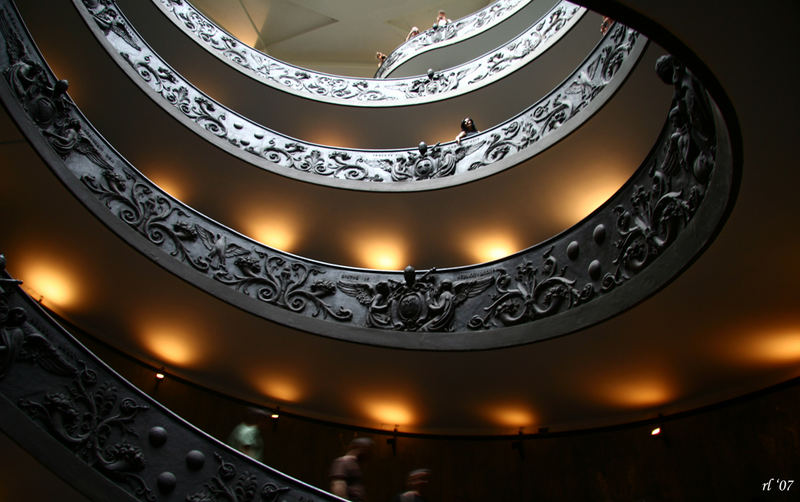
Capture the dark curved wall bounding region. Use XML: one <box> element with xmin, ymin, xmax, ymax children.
<box><xmin>4</xmin><ymin>327</ymin><xmax>793</xmax><ymax>502</ymax></box>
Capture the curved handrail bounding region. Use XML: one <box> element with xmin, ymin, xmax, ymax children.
<box><xmin>375</xmin><ymin>0</ymin><xmax>536</xmax><ymax>78</ymax></box>
<box><xmin>152</xmin><ymin>0</ymin><xmax>584</xmax><ymax>106</ymax></box>
<box><xmin>73</xmin><ymin>0</ymin><xmax>636</xmax><ymax>192</ymax></box>
<box><xmin>375</xmin><ymin>0</ymin><xmax>534</xmax><ymax>79</ymax></box>
<box><xmin>0</xmin><ymin>0</ymin><xmax>738</xmax><ymax>350</ymax></box>
<box><xmin>0</xmin><ymin>255</ymin><xmax>339</xmax><ymax>502</ymax></box>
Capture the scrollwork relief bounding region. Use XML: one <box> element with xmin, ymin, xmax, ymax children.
<box><xmin>468</xmin><ymin>25</ymin><xmax>641</xmax><ymax>172</ymax></box>
<box><xmin>3</xmin><ymin>15</ymin><xmax>113</xmax><ymax>171</ymax></box>
<box><xmin>599</xmin><ymin>55</ymin><xmax>716</xmax><ymax>292</ymax></box>
<box><xmin>77</xmin><ymin>0</ymin><xmax>638</xmax><ymax>189</ymax></box>
<box><xmin>0</xmin><ymin>256</ymin><xmax>155</xmax><ymax>501</ymax></box>
<box><xmin>18</xmin><ymin>369</ymin><xmax>155</xmax><ymax>501</ymax></box>
<box><xmin>0</xmin><ymin>253</ymin><xmax>337</xmax><ymax>501</ymax></box>
<box><xmin>78</xmin><ymin>166</ymin><xmax>354</xmax><ymax>322</ymax></box>
<box><xmin>152</xmin><ymin>0</ymin><xmax>576</xmax><ymax>106</ymax></box>
<box><xmin>1</xmin><ymin>0</ymin><xmax>733</xmax><ymax>350</ymax></box>
<box><xmin>338</xmin><ymin>266</ymin><xmax>494</xmax><ymax>331</ymax></box>
<box><xmin>376</xmin><ymin>0</ymin><xmax>532</xmax><ymax>78</ymax></box>
<box><xmin>187</xmin><ymin>453</ymin><xmax>298</xmax><ymax>502</ymax></box>
<box><xmin>469</xmin><ymin>249</ymin><xmax>594</xmax><ymax>329</ymax></box>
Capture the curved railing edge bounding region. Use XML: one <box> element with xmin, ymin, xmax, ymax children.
<box><xmin>0</xmin><ymin>390</ymin><xmax>138</xmax><ymax>501</ymax></box>
<box><xmin>73</xmin><ymin>0</ymin><xmax>633</xmax><ymax>191</ymax></box>
<box><xmin>0</xmin><ymin>0</ymin><xmax>739</xmax><ymax>350</ymax></box>
<box><xmin>150</xmin><ymin>0</ymin><xmax>580</xmax><ymax>107</ymax></box>
<box><xmin>576</xmin><ymin>0</ymin><xmax>743</xmax><ymax>210</ymax></box>
<box><xmin>0</xmin><ymin>256</ymin><xmax>342</xmax><ymax>502</ymax></box>
<box><xmin>375</xmin><ymin>0</ymin><xmax>534</xmax><ymax>78</ymax></box>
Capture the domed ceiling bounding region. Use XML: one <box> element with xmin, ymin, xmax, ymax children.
<box><xmin>0</xmin><ymin>0</ymin><xmax>797</xmax><ymax>436</ymax></box>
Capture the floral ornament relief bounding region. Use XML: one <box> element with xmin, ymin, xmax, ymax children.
<box><xmin>78</xmin><ymin>0</ymin><xmax>641</xmax><ymax>188</ymax></box>
<box><xmin>2</xmin><ymin>0</ymin><xmax>727</xmax><ymax>347</ymax></box>
<box><xmin>2</xmin><ymin>7</ymin><xmax>354</xmax><ymax>327</ymax></box>
<box><xmin>469</xmin><ymin>55</ymin><xmax>717</xmax><ymax>329</ymax></box>
<box><xmin>187</xmin><ymin>452</ymin><xmax>300</xmax><ymax>502</ymax></box>
<box><xmin>600</xmin><ymin>54</ymin><xmax>715</xmax><ymax>292</ymax></box>
<box><xmin>338</xmin><ymin>266</ymin><xmax>494</xmax><ymax>331</ymax></box>
<box><xmin>469</xmin><ymin>248</ymin><xmax>594</xmax><ymax>328</ymax></box>
<box><xmin>80</xmin><ymin>169</ymin><xmax>354</xmax><ymax>322</ymax></box>
<box><xmin>154</xmin><ymin>0</ymin><xmax>579</xmax><ymax>105</ymax></box>
<box><xmin>0</xmin><ymin>262</ymin><xmax>155</xmax><ymax>501</ymax></box>
<box><xmin>377</xmin><ymin>0</ymin><xmax>533</xmax><ymax>78</ymax></box>
<box><xmin>18</xmin><ymin>366</ymin><xmax>155</xmax><ymax>501</ymax></box>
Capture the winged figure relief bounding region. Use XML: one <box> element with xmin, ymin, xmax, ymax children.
<box><xmin>337</xmin><ymin>272</ymin><xmax>495</xmax><ymax>332</ymax></box>
<box><xmin>421</xmin><ymin>276</ymin><xmax>495</xmax><ymax>331</ymax></box>
<box><xmin>195</xmin><ymin>226</ymin><xmax>249</xmax><ymax>269</ymax></box>
<box><xmin>336</xmin><ymin>280</ymin><xmax>394</xmax><ymax>329</ymax></box>
<box><xmin>87</xmin><ymin>1</ymin><xmax>141</xmax><ymax>51</ymax></box>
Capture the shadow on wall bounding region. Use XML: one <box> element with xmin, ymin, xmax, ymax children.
<box><xmin>5</xmin><ymin>325</ymin><xmax>794</xmax><ymax>502</ymax></box>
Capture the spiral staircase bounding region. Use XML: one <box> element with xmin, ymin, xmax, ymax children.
<box><xmin>0</xmin><ymin>0</ymin><xmax>797</xmax><ymax>500</ymax></box>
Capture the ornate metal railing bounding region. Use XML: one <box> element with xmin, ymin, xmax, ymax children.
<box><xmin>375</xmin><ymin>0</ymin><xmax>534</xmax><ymax>79</ymax></box>
<box><xmin>1</xmin><ymin>0</ymin><xmax>737</xmax><ymax>350</ymax></box>
<box><xmin>0</xmin><ymin>255</ymin><xmax>340</xmax><ymax>502</ymax></box>
<box><xmin>152</xmin><ymin>0</ymin><xmax>583</xmax><ymax>106</ymax></box>
<box><xmin>73</xmin><ymin>0</ymin><xmax>630</xmax><ymax>191</ymax></box>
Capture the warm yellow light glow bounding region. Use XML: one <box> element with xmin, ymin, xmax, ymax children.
<box><xmin>354</xmin><ymin>235</ymin><xmax>406</xmax><ymax>270</ymax></box>
<box><xmin>141</xmin><ymin>324</ymin><xmax>200</xmax><ymax>366</ymax></box>
<box><xmin>220</xmin><ymin>16</ymin><xmax>261</xmax><ymax>48</ymax></box>
<box><xmin>489</xmin><ymin>406</ymin><xmax>536</xmax><ymax>428</ymax></box>
<box><xmin>21</xmin><ymin>261</ymin><xmax>81</xmax><ymax>308</ymax></box>
<box><xmin>155</xmin><ymin>371</ymin><xmax>165</xmax><ymax>380</ymax></box>
<box><xmin>255</xmin><ymin>376</ymin><xmax>304</xmax><ymax>402</ymax></box>
<box><xmin>607</xmin><ymin>380</ymin><xmax>674</xmax><ymax>408</ymax></box>
<box><xmin>306</xmin><ymin>126</ymin><xmax>354</xmax><ymax>148</ymax></box>
<box><xmin>560</xmin><ymin>174</ymin><xmax>627</xmax><ymax>226</ymax></box>
<box><xmin>244</xmin><ymin>218</ymin><xmax>299</xmax><ymax>252</ymax></box>
<box><xmin>464</xmin><ymin>231</ymin><xmax>518</xmax><ymax>263</ymax></box>
<box><xmin>363</xmin><ymin>400</ymin><xmax>414</xmax><ymax>426</ymax></box>
<box><xmin>148</xmin><ymin>172</ymin><xmax>186</xmax><ymax>201</ymax></box>
<box><xmin>742</xmin><ymin>330</ymin><xmax>800</xmax><ymax>364</ymax></box>
<box><xmin>651</xmin><ymin>427</ymin><xmax>662</xmax><ymax>436</ymax></box>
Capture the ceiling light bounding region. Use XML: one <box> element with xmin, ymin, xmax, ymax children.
<box><xmin>743</xmin><ymin>329</ymin><xmax>800</xmax><ymax>364</ymax></box>
<box><xmin>141</xmin><ymin>323</ymin><xmax>201</xmax><ymax>366</ymax></box>
<box><xmin>147</xmin><ymin>172</ymin><xmax>187</xmax><ymax>201</ymax></box>
<box><xmin>245</xmin><ymin>218</ymin><xmax>299</xmax><ymax>252</ymax></box>
<box><xmin>599</xmin><ymin>377</ymin><xmax>674</xmax><ymax>408</ymax></box>
<box><xmin>363</xmin><ymin>400</ymin><xmax>413</xmax><ymax>426</ymax></box>
<box><xmin>354</xmin><ymin>235</ymin><xmax>406</xmax><ymax>270</ymax></box>
<box><xmin>490</xmin><ymin>406</ymin><xmax>535</xmax><ymax>428</ymax></box>
<box><xmin>464</xmin><ymin>231</ymin><xmax>518</xmax><ymax>263</ymax></box>
<box><xmin>255</xmin><ymin>375</ymin><xmax>303</xmax><ymax>402</ymax></box>
<box><xmin>559</xmin><ymin>172</ymin><xmax>627</xmax><ymax>227</ymax></box>
<box><xmin>20</xmin><ymin>259</ymin><xmax>81</xmax><ymax>308</ymax></box>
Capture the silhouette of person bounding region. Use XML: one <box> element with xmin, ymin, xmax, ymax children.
<box><xmin>600</xmin><ymin>16</ymin><xmax>613</xmax><ymax>35</ymax></box>
<box><xmin>227</xmin><ymin>407</ymin><xmax>267</xmax><ymax>461</ymax></box>
<box><xmin>330</xmin><ymin>437</ymin><xmax>374</xmax><ymax>501</ymax></box>
<box><xmin>391</xmin><ymin>468</ymin><xmax>431</xmax><ymax>502</ymax></box>
<box><xmin>455</xmin><ymin>117</ymin><xmax>478</xmax><ymax>144</ymax></box>
<box><xmin>433</xmin><ymin>10</ymin><xmax>451</xmax><ymax>29</ymax></box>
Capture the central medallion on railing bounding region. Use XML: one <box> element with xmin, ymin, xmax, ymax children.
<box><xmin>338</xmin><ymin>266</ymin><xmax>494</xmax><ymax>331</ymax></box>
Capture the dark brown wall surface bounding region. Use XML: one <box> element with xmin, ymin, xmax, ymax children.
<box><xmin>18</xmin><ymin>331</ymin><xmax>789</xmax><ymax>502</ymax></box>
